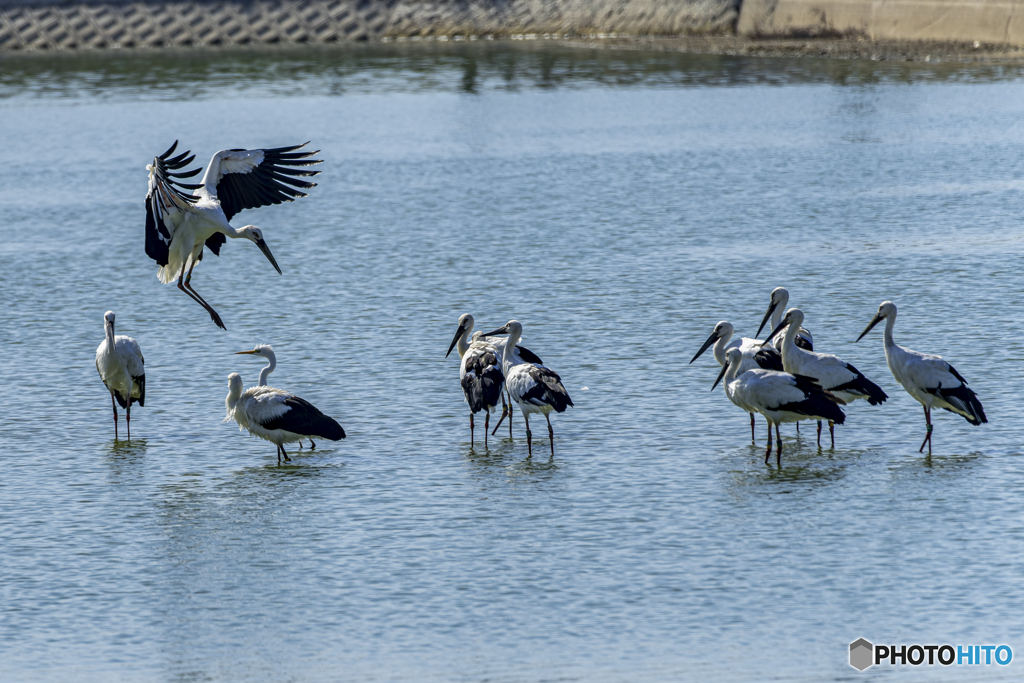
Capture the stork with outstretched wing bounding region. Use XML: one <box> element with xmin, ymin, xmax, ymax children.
<box><xmin>145</xmin><ymin>141</ymin><xmax>322</xmax><ymax>329</ymax></box>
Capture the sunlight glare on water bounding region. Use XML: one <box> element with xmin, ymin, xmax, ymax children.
<box><xmin>2</xmin><ymin>43</ymin><xmax>1024</xmax><ymax>681</ymax></box>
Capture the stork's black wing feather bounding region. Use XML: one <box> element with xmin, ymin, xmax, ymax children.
<box><xmin>461</xmin><ymin>347</ymin><xmax>504</xmax><ymax>413</ymax></box>
<box><xmin>134</xmin><ymin>374</ymin><xmax>146</xmax><ymax>408</ymax></box>
<box><xmin>217</xmin><ymin>143</ymin><xmax>322</xmax><ymax>221</ymax></box>
<box><xmin>520</xmin><ymin>366</ymin><xmax>574</xmax><ymax>413</ymax></box>
<box><xmin>145</xmin><ymin>141</ymin><xmax>201</xmax><ymax>266</ymax></box>
<box><xmin>205</xmin><ymin>232</ymin><xmax>226</xmax><ymax>256</ymax></box>
<box><xmin>830</xmin><ymin>363</ymin><xmax>888</xmax><ymax>405</ymax></box>
<box><xmin>753</xmin><ymin>345</ymin><xmax>783</xmax><ymax>371</ymax></box>
<box><xmin>515</xmin><ymin>345</ymin><xmax>543</xmax><ymax>365</ymax></box>
<box><xmin>259</xmin><ymin>396</ymin><xmax>346</xmax><ymax>440</ymax></box>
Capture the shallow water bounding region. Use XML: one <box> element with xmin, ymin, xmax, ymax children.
<box><xmin>2</xmin><ymin>42</ymin><xmax>1024</xmax><ymax>681</ymax></box>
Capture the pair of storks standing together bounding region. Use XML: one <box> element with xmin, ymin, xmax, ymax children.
<box><xmin>691</xmin><ymin>288</ymin><xmax>987</xmax><ymax>465</ymax></box>
<box><xmin>97</xmin><ymin>141</ymin><xmax>344</xmax><ymax>461</ymax></box>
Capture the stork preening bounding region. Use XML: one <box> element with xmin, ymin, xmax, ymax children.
<box><xmin>765</xmin><ymin>308</ymin><xmax>887</xmax><ymax>447</ymax></box>
<box><xmin>690</xmin><ymin>321</ymin><xmax>783</xmax><ymax>441</ymax></box>
<box><xmin>756</xmin><ymin>287</ymin><xmax>814</xmax><ymax>351</ymax></box>
<box><xmin>857</xmin><ymin>301</ymin><xmax>987</xmax><ymax>454</ymax></box>
<box><xmin>225</xmin><ymin>345</ymin><xmax>345</xmax><ymax>463</ymax></box>
<box><xmin>479</xmin><ymin>320</ymin><xmax>573</xmax><ymax>457</ymax></box>
<box><xmin>713</xmin><ymin>348</ymin><xmax>846</xmax><ymax>465</ymax></box>
<box><xmin>95</xmin><ymin>311</ymin><xmax>146</xmax><ymax>441</ymax></box>
<box><xmin>145</xmin><ymin>141</ymin><xmax>321</xmax><ymax>330</ymax></box>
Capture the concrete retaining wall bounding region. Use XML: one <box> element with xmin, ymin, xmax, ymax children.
<box><xmin>737</xmin><ymin>0</ymin><xmax>1024</xmax><ymax>44</ymax></box>
<box><xmin>1</xmin><ymin>0</ymin><xmax>1023</xmax><ymax>51</ymax></box>
<box><xmin>0</xmin><ymin>0</ymin><xmax>739</xmax><ymax>50</ymax></box>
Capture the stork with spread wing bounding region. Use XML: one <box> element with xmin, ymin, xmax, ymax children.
<box><xmin>145</xmin><ymin>141</ymin><xmax>322</xmax><ymax>329</ymax></box>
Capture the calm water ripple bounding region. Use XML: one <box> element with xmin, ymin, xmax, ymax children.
<box><xmin>2</xmin><ymin>42</ymin><xmax>1024</xmax><ymax>682</ymax></box>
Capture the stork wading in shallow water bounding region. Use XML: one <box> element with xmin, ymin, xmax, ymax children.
<box><xmin>713</xmin><ymin>348</ymin><xmax>846</xmax><ymax>466</ymax></box>
<box><xmin>857</xmin><ymin>301</ymin><xmax>987</xmax><ymax>455</ymax></box>
<box><xmin>690</xmin><ymin>321</ymin><xmax>783</xmax><ymax>441</ymax></box>
<box><xmin>445</xmin><ymin>313</ymin><xmax>544</xmax><ymax>441</ymax></box>
<box><xmin>765</xmin><ymin>308</ymin><xmax>887</xmax><ymax>447</ymax></box>
<box><xmin>479</xmin><ymin>320</ymin><xmax>573</xmax><ymax>457</ymax></box>
<box><xmin>145</xmin><ymin>140</ymin><xmax>321</xmax><ymax>330</ymax></box>
<box><xmin>95</xmin><ymin>311</ymin><xmax>145</xmax><ymax>441</ymax></box>
<box><xmin>225</xmin><ymin>345</ymin><xmax>345</xmax><ymax>463</ymax></box>
<box><xmin>755</xmin><ymin>287</ymin><xmax>814</xmax><ymax>351</ymax></box>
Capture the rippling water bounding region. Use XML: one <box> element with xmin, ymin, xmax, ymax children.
<box><xmin>3</xmin><ymin>42</ymin><xmax>1024</xmax><ymax>681</ymax></box>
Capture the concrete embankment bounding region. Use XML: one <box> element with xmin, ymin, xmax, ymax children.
<box><xmin>0</xmin><ymin>0</ymin><xmax>1022</xmax><ymax>52</ymax></box>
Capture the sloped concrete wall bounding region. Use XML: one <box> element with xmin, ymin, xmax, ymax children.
<box><xmin>738</xmin><ymin>0</ymin><xmax>1024</xmax><ymax>44</ymax></box>
<box><xmin>0</xmin><ymin>0</ymin><xmax>740</xmax><ymax>50</ymax></box>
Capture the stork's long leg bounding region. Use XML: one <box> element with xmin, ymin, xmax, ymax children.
<box><xmin>750</xmin><ymin>413</ymin><xmax>756</xmax><ymax>442</ymax></box>
<box><xmin>484</xmin><ymin>412</ymin><xmax>490</xmax><ymax>448</ymax></box>
<box><xmin>280</xmin><ymin>444</ymin><xmax>291</xmax><ymax>463</ymax></box>
<box><xmin>764</xmin><ymin>420</ymin><xmax>773</xmax><ymax>464</ymax></box>
<box><xmin>523</xmin><ymin>413</ymin><xmax>532</xmax><ymax>457</ymax></box>
<box><xmin>828</xmin><ymin>420</ymin><xmax>835</xmax><ymax>448</ymax></box>
<box><xmin>775</xmin><ymin>422</ymin><xmax>782</xmax><ymax>467</ymax></box>
<box><xmin>470</xmin><ymin>412</ymin><xmax>475</xmax><ymax>447</ymax></box>
<box><xmin>126</xmin><ymin>401</ymin><xmax>131</xmax><ymax>442</ymax></box>
<box><xmin>177</xmin><ymin>260</ymin><xmax>226</xmax><ymax>330</ymax></box>
<box><xmin>110</xmin><ymin>393</ymin><xmax>117</xmax><ymax>440</ymax></box>
<box><xmin>919</xmin><ymin>407</ymin><xmax>932</xmax><ymax>455</ymax></box>
<box><xmin>545</xmin><ymin>413</ymin><xmax>555</xmax><ymax>457</ymax></box>
<box><xmin>816</xmin><ymin>420</ymin><xmax>822</xmax><ymax>447</ymax></box>
<box><xmin>507</xmin><ymin>389</ymin><xmax>514</xmax><ymax>438</ymax></box>
<box><xmin>309</xmin><ymin>439</ymin><xmax>316</xmax><ymax>450</ymax></box>
<box><xmin>491</xmin><ymin>402</ymin><xmax>508</xmax><ymax>436</ymax></box>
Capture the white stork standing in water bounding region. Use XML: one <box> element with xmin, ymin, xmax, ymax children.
<box><xmin>857</xmin><ymin>301</ymin><xmax>987</xmax><ymax>454</ymax></box>
<box><xmin>95</xmin><ymin>311</ymin><xmax>145</xmax><ymax>441</ymax></box>
<box><xmin>765</xmin><ymin>308</ymin><xmax>887</xmax><ymax>447</ymax></box>
<box><xmin>713</xmin><ymin>347</ymin><xmax>846</xmax><ymax>466</ymax></box>
<box><xmin>755</xmin><ymin>287</ymin><xmax>814</xmax><ymax>351</ymax></box>
<box><xmin>479</xmin><ymin>320</ymin><xmax>573</xmax><ymax>457</ymax></box>
<box><xmin>145</xmin><ymin>140</ymin><xmax>321</xmax><ymax>330</ymax></box>
<box><xmin>445</xmin><ymin>313</ymin><xmax>544</xmax><ymax>440</ymax></box>
<box><xmin>446</xmin><ymin>320</ymin><xmax>504</xmax><ymax>447</ymax></box>
<box><xmin>690</xmin><ymin>321</ymin><xmax>783</xmax><ymax>441</ymax></box>
<box><xmin>225</xmin><ymin>345</ymin><xmax>345</xmax><ymax>463</ymax></box>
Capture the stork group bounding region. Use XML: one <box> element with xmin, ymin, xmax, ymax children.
<box><xmin>691</xmin><ymin>288</ymin><xmax>987</xmax><ymax>464</ymax></box>
<box><xmin>91</xmin><ymin>142</ymin><xmax>988</xmax><ymax>466</ymax></box>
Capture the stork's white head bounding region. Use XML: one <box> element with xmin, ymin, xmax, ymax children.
<box><xmin>103</xmin><ymin>310</ymin><xmax>115</xmax><ymax>326</ymax></box>
<box><xmin>763</xmin><ymin>308</ymin><xmax>804</xmax><ymax>347</ymax></box>
<box><xmin>713</xmin><ymin>347</ymin><xmax>744</xmax><ymax>390</ymax></box>
<box><xmin>757</xmin><ymin>288</ymin><xmax>791</xmax><ymax>339</ymax></box>
<box><xmin>690</xmin><ymin>321</ymin><xmax>733</xmax><ymax>365</ymax></box>
<box><xmin>446</xmin><ymin>313</ymin><xmax>476</xmax><ymax>358</ymax></box>
<box><xmin>856</xmin><ymin>301</ymin><xmax>897</xmax><ymax>342</ymax></box>
<box><xmin>238</xmin><ymin>225</ymin><xmax>282</xmax><ymax>275</ymax></box>
<box><xmin>476</xmin><ymin>320</ymin><xmax>522</xmax><ymax>344</ymax></box>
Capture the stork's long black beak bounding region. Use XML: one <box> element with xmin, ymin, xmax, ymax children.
<box><xmin>690</xmin><ymin>330</ymin><xmax>720</xmax><ymax>364</ymax></box>
<box><xmin>446</xmin><ymin>322</ymin><xmax>467</xmax><ymax>358</ymax></box>
<box><xmin>762</xmin><ymin>319</ymin><xmax>788</xmax><ymax>347</ymax></box>
<box><xmin>477</xmin><ymin>323</ymin><xmax>511</xmax><ymax>338</ymax></box>
<box><xmin>856</xmin><ymin>314</ymin><xmax>884</xmax><ymax>342</ymax></box>
<box><xmin>256</xmin><ymin>238</ymin><xmax>282</xmax><ymax>275</ymax></box>
<box><xmin>756</xmin><ymin>300</ymin><xmax>778</xmax><ymax>339</ymax></box>
<box><xmin>712</xmin><ymin>361</ymin><xmax>730</xmax><ymax>391</ymax></box>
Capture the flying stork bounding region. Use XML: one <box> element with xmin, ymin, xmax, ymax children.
<box><xmin>145</xmin><ymin>140</ymin><xmax>321</xmax><ymax>330</ymax></box>
<box><xmin>690</xmin><ymin>320</ymin><xmax>783</xmax><ymax>441</ymax></box>
<box><xmin>765</xmin><ymin>308</ymin><xmax>887</xmax><ymax>447</ymax></box>
<box><xmin>755</xmin><ymin>287</ymin><xmax>814</xmax><ymax>351</ymax></box>
<box><xmin>225</xmin><ymin>344</ymin><xmax>345</xmax><ymax>463</ymax></box>
<box><xmin>478</xmin><ymin>320</ymin><xmax>573</xmax><ymax>457</ymax></box>
<box><xmin>95</xmin><ymin>311</ymin><xmax>145</xmax><ymax>441</ymax></box>
<box><xmin>713</xmin><ymin>347</ymin><xmax>846</xmax><ymax>466</ymax></box>
<box><xmin>856</xmin><ymin>301</ymin><xmax>987</xmax><ymax>454</ymax></box>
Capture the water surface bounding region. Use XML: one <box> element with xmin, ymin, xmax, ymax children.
<box><xmin>2</xmin><ymin>42</ymin><xmax>1024</xmax><ymax>681</ymax></box>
